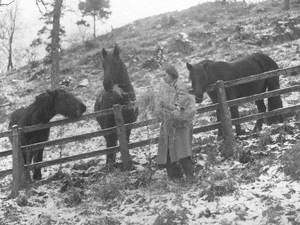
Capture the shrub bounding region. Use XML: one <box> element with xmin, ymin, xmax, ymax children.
<box><xmin>92</xmin><ymin>182</ymin><xmax>122</xmax><ymax>202</ymax></box>
<box><xmin>84</xmin><ymin>39</ymin><xmax>100</xmax><ymax>50</ymax></box>
<box><xmin>64</xmin><ymin>187</ymin><xmax>83</xmax><ymax>207</ymax></box>
<box><xmin>258</xmin><ymin>128</ymin><xmax>272</xmax><ymax>148</ymax></box>
<box><xmin>16</xmin><ymin>192</ymin><xmax>29</xmax><ymax>207</ymax></box>
<box><xmin>201</xmin><ymin>170</ymin><xmax>237</xmax><ymax>202</ymax></box>
<box><xmin>153</xmin><ymin>208</ymin><xmax>189</xmax><ymax>225</ymax></box>
<box><xmin>281</xmin><ymin>143</ymin><xmax>300</xmax><ymax>180</ymax></box>
<box><xmin>29</xmin><ymin>60</ymin><xmax>39</xmax><ymax>69</ymax></box>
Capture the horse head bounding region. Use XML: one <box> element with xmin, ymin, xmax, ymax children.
<box><xmin>49</xmin><ymin>89</ymin><xmax>86</xmax><ymax>118</ymax></box>
<box><xmin>186</xmin><ymin>62</ymin><xmax>208</xmax><ymax>103</ymax></box>
<box><xmin>101</xmin><ymin>45</ymin><xmax>131</xmax><ymax>94</ymax></box>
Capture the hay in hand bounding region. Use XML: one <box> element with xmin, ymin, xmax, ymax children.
<box><xmin>137</xmin><ymin>86</ymin><xmax>158</xmax><ymax>120</ymax></box>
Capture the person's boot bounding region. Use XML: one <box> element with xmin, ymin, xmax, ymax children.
<box><xmin>166</xmin><ymin>162</ymin><xmax>183</xmax><ymax>180</ymax></box>
<box><xmin>180</xmin><ymin>157</ymin><xmax>194</xmax><ymax>183</ymax></box>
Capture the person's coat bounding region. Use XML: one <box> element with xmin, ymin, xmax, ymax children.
<box><xmin>155</xmin><ymin>79</ymin><xmax>196</xmax><ymax>164</ymax></box>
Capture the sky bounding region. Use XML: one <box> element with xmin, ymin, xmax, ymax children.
<box><xmin>16</xmin><ymin>0</ymin><xmax>202</xmax><ymax>48</ymax></box>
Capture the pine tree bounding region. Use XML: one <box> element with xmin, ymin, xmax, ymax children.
<box><xmin>33</xmin><ymin>0</ymin><xmax>65</xmax><ymax>89</ymax></box>
<box><xmin>50</xmin><ymin>0</ymin><xmax>63</xmax><ymax>89</ymax></box>
<box><xmin>78</xmin><ymin>0</ymin><xmax>111</xmax><ymax>38</ymax></box>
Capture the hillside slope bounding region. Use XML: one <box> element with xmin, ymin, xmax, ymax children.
<box><xmin>1</xmin><ymin>1</ymin><xmax>300</xmax><ymax>224</ymax></box>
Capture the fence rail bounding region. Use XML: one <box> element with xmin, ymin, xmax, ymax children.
<box><xmin>0</xmin><ymin>64</ymin><xmax>300</xmax><ymax>196</ymax></box>
<box><xmin>0</xmin><ymin>130</ymin><xmax>11</xmax><ymax>138</ymax></box>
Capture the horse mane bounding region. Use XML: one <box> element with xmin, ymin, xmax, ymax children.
<box><xmin>115</xmin><ymin>60</ymin><xmax>131</xmax><ymax>88</ymax></box>
<box><xmin>195</xmin><ymin>60</ymin><xmax>215</xmax><ymax>87</ymax></box>
<box><xmin>27</xmin><ymin>90</ymin><xmax>56</xmax><ymax>123</ymax></box>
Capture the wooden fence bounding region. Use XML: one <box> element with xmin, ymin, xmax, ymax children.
<box><xmin>1</xmin><ymin>65</ymin><xmax>300</xmax><ymax>197</ymax></box>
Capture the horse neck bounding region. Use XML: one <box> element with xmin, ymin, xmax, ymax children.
<box><xmin>120</xmin><ymin>81</ymin><xmax>134</xmax><ymax>92</ymax></box>
<box><xmin>114</xmin><ymin>67</ymin><xmax>136</xmax><ymax>99</ymax></box>
<box><xmin>201</xmin><ymin>62</ymin><xmax>218</xmax><ymax>87</ymax></box>
<box><xmin>117</xmin><ymin>66</ymin><xmax>131</xmax><ymax>86</ymax></box>
<box><xmin>206</xmin><ymin>71</ymin><xmax>217</xmax><ymax>86</ymax></box>
<box><xmin>28</xmin><ymin>101</ymin><xmax>56</xmax><ymax>124</ymax></box>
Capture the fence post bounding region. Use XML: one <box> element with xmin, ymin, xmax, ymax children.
<box><xmin>11</xmin><ymin>125</ymin><xmax>26</xmax><ymax>197</ymax></box>
<box><xmin>113</xmin><ymin>104</ymin><xmax>132</xmax><ymax>170</ymax></box>
<box><xmin>216</xmin><ymin>80</ymin><xmax>234</xmax><ymax>158</ymax></box>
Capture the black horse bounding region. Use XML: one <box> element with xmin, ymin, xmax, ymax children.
<box><xmin>9</xmin><ymin>89</ymin><xmax>86</xmax><ymax>180</ymax></box>
<box><xmin>186</xmin><ymin>52</ymin><xmax>283</xmax><ymax>135</ymax></box>
<box><xmin>94</xmin><ymin>45</ymin><xmax>138</xmax><ymax>165</ymax></box>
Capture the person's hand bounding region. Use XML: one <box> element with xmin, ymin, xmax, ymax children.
<box><xmin>160</xmin><ymin>102</ymin><xmax>176</xmax><ymax>111</ymax></box>
<box><xmin>171</xmin><ymin>109</ymin><xmax>181</xmax><ymax>118</ymax></box>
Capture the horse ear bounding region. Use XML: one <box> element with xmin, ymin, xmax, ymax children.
<box><xmin>186</xmin><ymin>62</ymin><xmax>193</xmax><ymax>71</ymax></box>
<box><xmin>102</xmin><ymin>48</ymin><xmax>107</xmax><ymax>58</ymax></box>
<box><xmin>113</xmin><ymin>45</ymin><xmax>120</xmax><ymax>57</ymax></box>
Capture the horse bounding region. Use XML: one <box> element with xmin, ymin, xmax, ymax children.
<box><xmin>8</xmin><ymin>89</ymin><xmax>86</xmax><ymax>180</ymax></box>
<box><xmin>186</xmin><ymin>52</ymin><xmax>283</xmax><ymax>135</ymax></box>
<box><xmin>94</xmin><ymin>45</ymin><xmax>138</xmax><ymax>166</ymax></box>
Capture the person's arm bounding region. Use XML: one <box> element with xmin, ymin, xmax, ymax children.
<box><xmin>172</xmin><ymin>93</ymin><xmax>196</xmax><ymax>121</ymax></box>
<box><xmin>154</xmin><ymin>83</ymin><xmax>176</xmax><ymax>120</ymax></box>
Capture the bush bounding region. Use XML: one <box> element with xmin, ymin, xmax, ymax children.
<box><xmin>29</xmin><ymin>60</ymin><xmax>39</xmax><ymax>69</ymax></box>
<box><xmin>84</xmin><ymin>39</ymin><xmax>100</xmax><ymax>50</ymax></box>
<box><xmin>153</xmin><ymin>208</ymin><xmax>189</xmax><ymax>225</ymax></box>
<box><xmin>16</xmin><ymin>192</ymin><xmax>29</xmax><ymax>207</ymax></box>
<box><xmin>281</xmin><ymin>143</ymin><xmax>300</xmax><ymax>180</ymax></box>
<box><xmin>92</xmin><ymin>182</ymin><xmax>122</xmax><ymax>202</ymax></box>
<box><xmin>64</xmin><ymin>187</ymin><xmax>83</xmax><ymax>207</ymax></box>
<box><xmin>258</xmin><ymin>128</ymin><xmax>272</xmax><ymax>148</ymax></box>
<box><xmin>60</xmin><ymin>175</ymin><xmax>85</xmax><ymax>193</ymax></box>
<box><xmin>82</xmin><ymin>217</ymin><xmax>121</xmax><ymax>225</ymax></box>
<box><xmin>201</xmin><ymin>170</ymin><xmax>237</xmax><ymax>202</ymax></box>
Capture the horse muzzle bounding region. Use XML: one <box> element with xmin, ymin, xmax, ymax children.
<box><xmin>195</xmin><ymin>96</ymin><xmax>203</xmax><ymax>103</ymax></box>
<box><xmin>76</xmin><ymin>103</ymin><xmax>86</xmax><ymax>117</ymax></box>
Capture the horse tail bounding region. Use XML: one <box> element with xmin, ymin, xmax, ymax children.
<box><xmin>253</xmin><ymin>53</ymin><xmax>283</xmax><ymax>124</ymax></box>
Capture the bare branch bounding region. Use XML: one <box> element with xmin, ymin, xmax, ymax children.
<box><xmin>0</xmin><ymin>0</ymin><xmax>14</xmax><ymax>6</ymax></box>
<box><xmin>35</xmin><ymin>0</ymin><xmax>48</xmax><ymax>14</ymax></box>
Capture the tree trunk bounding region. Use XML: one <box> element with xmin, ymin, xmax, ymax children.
<box><xmin>6</xmin><ymin>2</ymin><xmax>17</xmax><ymax>72</ymax></box>
<box><xmin>283</xmin><ymin>0</ymin><xmax>290</xmax><ymax>10</ymax></box>
<box><xmin>51</xmin><ymin>0</ymin><xmax>63</xmax><ymax>89</ymax></box>
<box><xmin>7</xmin><ymin>33</ymin><xmax>13</xmax><ymax>71</ymax></box>
<box><xmin>93</xmin><ymin>13</ymin><xmax>96</xmax><ymax>38</ymax></box>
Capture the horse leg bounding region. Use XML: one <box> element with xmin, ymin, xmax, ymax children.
<box><xmin>105</xmin><ymin>133</ymin><xmax>118</xmax><ymax>165</ymax></box>
<box><xmin>23</xmin><ymin>150</ymin><xmax>33</xmax><ymax>181</ymax></box>
<box><xmin>230</xmin><ymin>106</ymin><xmax>245</xmax><ymax>135</ymax></box>
<box><xmin>216</xmin><ymin>108</ymin><xmax>223</xmax><ymax>137</ymax></box>
<box><xmin>253</xmin><ymin>100</ymin><xmax>266</xmax><ymax>132</ymax></box>
<box><xmin>32</xmin><ymin>149</ymin><xmax>43</xmax><ymax>180</ymax></box>
<box><xmin>126</xmin><ymin>127</ymin><xmax>132</xmax><ymax>143</ymax></box>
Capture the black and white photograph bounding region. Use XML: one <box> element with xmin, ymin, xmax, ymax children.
<box><xmin>0</xmin><ymin>0</ymin><xmax>300</xmax><ymax>224</ymax></box>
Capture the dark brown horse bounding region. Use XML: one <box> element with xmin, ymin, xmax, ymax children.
<box><xmin>186</xmin><ymin>52</ymin><xmax>283</xmax><ymax>135</ymax></box>
<box><xmin>94</xmin><ymin>45</ymin><xmax>138</xmax><ymax>165</ymax></box>
<box><xmin>9</xmin><ymin>89</ymin><xmax>86</xmax><ymax>180</ymax></box>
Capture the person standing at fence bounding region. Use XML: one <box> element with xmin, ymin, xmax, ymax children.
<box><xmin>154</xmin><ymin>64</ymin><xmax>196</xmax><ymax>181</ymax></box>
